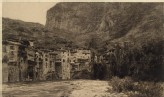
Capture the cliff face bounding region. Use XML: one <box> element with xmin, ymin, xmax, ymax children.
<box><xmin>3</xmin><ymin>3</ymin><xmax>163</xmax><ymax>50</ymax></box>
<box><xmin>46</xmin><ymin>3</ymin><xmax>104</xmax><ymax>33</ymax></box>
<box><xmin>45</xmin><ymin>3</ymin><xmax>164</xmax><ymax>48</ymax></box>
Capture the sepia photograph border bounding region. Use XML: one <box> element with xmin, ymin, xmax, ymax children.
<box><xmin>0</xmin><ymin>0</ymin><xmax>163</xmax><ymax>97</ymax></box>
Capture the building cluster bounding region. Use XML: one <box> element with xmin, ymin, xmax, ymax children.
<box><xmin>2</xmin><ymin>39</ymin><xmax>91</xmax><ymax>82</ymax></box>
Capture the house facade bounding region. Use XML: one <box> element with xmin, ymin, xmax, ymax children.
<box><xmin>69</xmin><ymin>48</ymin><xmax>92</xmax><ymax>78</ymax></box>
<box><xmin>2</xmin><ymin>39</ymin><xmax>92</xmax><ymax>82</ymax></box>
<box><xmin>2</xmin><ymin>40</ymin><xmax>20</xmax><ymax>82</ymax></box>
<box><xmin>55</xmin><ymin>49</ymin><xmax>71</xmax><ymax>79</ymax></box>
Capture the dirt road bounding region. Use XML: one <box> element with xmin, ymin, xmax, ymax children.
<box><xmin>2</xmin><ymin>80</ymin><xmax>128</xmax><ymax>97</ymax></box>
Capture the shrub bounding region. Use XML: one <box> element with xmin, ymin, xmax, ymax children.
<box><xmin>110</xmin><ymin>76</ymin><xmax>163</xmax><ymax>97</ymax></box>
<box><xmin>129</xmin><ymin>82</ymin><xmax>163</xmax><ymax>97</ymax></box>
<box><xmin>110</xmin><ymin>76</ymin><xmax>134</xmax><ymax>92</ymax></box>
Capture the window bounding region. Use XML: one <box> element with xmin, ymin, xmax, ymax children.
<box><xmin>45</xmin><ymin>58</ymin><xmax>48</xmax><ymax>61</ymax></box>
<box><xmin>45</xmin><ymin>55</ymin><xmax>48</xmax><ymax>57</ymax></box>
<box><xmin>10</xmin><ymin>51</ymin><xmax>14</xmax><ymax>55</ymax></box>
<box><xmin>50</xmin><ymin>62</ymin><xmax>52</xmax><ymax>68</ymax></box>
<box><xmin>63</xmin><ymin>59</ymin><xmax>65</xmax><ymax>62</ymax></box>
<box><xmin>46</xmin><ymin>63</ymin><xmax>48</xmax><ymax>68</ymax></box>
<box><xmin>10</xmin><ymin>46</ymin><xmax>14</xmax><ymax>50</ymax></box>
<box><xmin>3</xmin><ymin>46</ymin><xmax>6</xmax><ymax>52</ymax></box>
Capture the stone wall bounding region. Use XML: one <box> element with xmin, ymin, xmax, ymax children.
<box><xmin>8</xmin><ymin>64</ymin><xmax>19</xmax><ymax>82</ymax></box>
<box><xmin>2</xmin><ymin>63</ymin><xmax>8</xmax><ymax>82</ymax></box>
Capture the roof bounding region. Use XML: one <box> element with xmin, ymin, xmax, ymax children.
<box><xmin>28</xmin><ymin>39</ymin><xmax>35</xmax><ymax>42</ymax></box>
<box><xmin>49</xmin><ymin>52</ymin><xmax>58</xmax><ymax>55</ymax></box>
<box><xmin>5</xmin><ymin>40</ymin><xmax>21</xmax><ymax>45</ymax></box>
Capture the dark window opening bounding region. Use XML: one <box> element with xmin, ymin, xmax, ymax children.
<box><xmin>10</xmin><ymin>46</ymin><xmax>15</xmax><ymax>50</ymax></box>
<box><xmin>63</xmin><ymin>59</ymin><xmax>65</xmax><ymax>62</ymax></box>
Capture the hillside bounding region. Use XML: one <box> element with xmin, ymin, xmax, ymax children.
<box><xmin>3</xmin><ymin>3</ymin><xmax>164</xmax><ymax>51</ymax></box>
<box><xmin>2</xmin><ymin>18</ymin><xmax>74</xmax><ymax>49</ymax></box>
<box><xmin>3</xmin><ymin>18</ymin><xmax>44</xmax><ymax>40</ymax></box>
<box><xmin>45</xmin><ymin>3</ymin><xmax>164</xmax><ymax>50</ymax></box>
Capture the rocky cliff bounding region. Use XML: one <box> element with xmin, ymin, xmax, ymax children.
<box><xmin>45</xmin><ymin>3</ymin><xmax>164</xmax><ymax>49</ymax></box>
<box><xmin>3</xmin><ymin>3</ymin><xmax>163</xmax><ymax>50</ymax></box>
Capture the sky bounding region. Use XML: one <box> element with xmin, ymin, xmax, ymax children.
<box><xmin>2</xmin><ymin>2</ymin><xmax>57</xmax><ymax>25</ymax></box>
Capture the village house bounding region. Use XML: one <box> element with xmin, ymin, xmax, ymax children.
<box><xmin>2</xmin><ymin>40</ymin><xmax>21</xmax><ymax>82</ymax></box>
<box><xmin>26</xmin><ymin>41</ymin><xmax>37</xmax><ymax>81</ymax></box>
<box><xmin>39</xmin><ymin>49</ymin><xmax>57</xmax><ymax>80</ymax></box>
<box><xmin>2</xmin><ymin>41</ymin><xmax>8</xmax><ymax>82</ymax></box>
<box><xmin>70</xmin><ymin>48</ymin><xmax>91</xmax><ymax>71</ymax></box>
<box><xmin>35</xmin><ymin>50</ymin><xmax>44</xmax><ymax>80</ymax></box>
<box><xmin>41</xmin><ymin>50</ymin><xmax>50</xmax><ymax>80</ymax></box>
<box><xmin>49</xmin><ymin>52</ymin><xmax>57</xmax><ymax>80</ymax></box>
<box><xmin>55</xmin><ymin>49</ymin><xmax>71</xmax><ymax>79</ymax></box>
<box><xmin>76</xmin><ymin>49</ymin><xmax>91</xmax><ymax>71</ymax></box>
<box><xmin>69</xmin><ymin>49</ymin><xmax>79</xmax><ymax>72</ymax></box>
<box><xmin>2</xmin><ymin>39</ymin><xmax>38</xmax><ymax>82</ymax></box>
<box><xmin>69</xmin><ymin>48</ymin><xmax>92</xmax><ymax>78</ymax></box>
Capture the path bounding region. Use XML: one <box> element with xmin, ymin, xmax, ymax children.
<box><xmin>2</xmin><ymin>80</ymin><xmax>128</xmax><ymax>97</ymax></box>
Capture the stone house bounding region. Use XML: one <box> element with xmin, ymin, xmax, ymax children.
<box><xmin>69</xmin><ymin>49</ymin><xmax>79</xmax><ymax>72</ymax></box>
<box><xmin>40</xmin><ymin>50</ymin><xmax>57</xmax><ymax>80</ymax></box>
<box><xmin>69</xmin><ymin>49</ymin><xmax>91</xmax><ymax>72</ymax></box>
<box><xmin>49</xmin><ymin>52</ymin><xmax>56</xmax><ymax>72</ymax></box>
<box><xmin>35</xmin><ymin>50</ymin><xmax>44</xmax><ymax>80</ymax></box>
<box><xmin>55</xmin><ymin>49</ymin><xmax>71</xmax><ymax>79</ymax></box>
<box><xmin>69</xmin><ymin>48</ymin><xmax>92</xmax><ymax>78</ymax></box>
<box><xmin>2</xmin><ymin>40</ymin><xmax>20</xmax><ymax>82</ymax></box>
<box><xmin>2</xmin><ymin>39</ymin><xmax>37</xmax><ymax>82</ymax></box>
<box><xmin>75</xmin><ymin>49</ymin><xmax>91</xmax><ymax>61</ymax></box>
<box><xmin>42</xmin><ymin>50</ymin><xmax>50</xmax><ymax>80</ymax></box>
<box><xmin>26</xmin><ymin>46</ymin><xmax>37</xmax><ymax>81</ymax></box>
<box><xmin>49</xmin><ymin>52</ymin><xmax>57</xmax><ymax>80</ymax></box>
<box><xmin>2</xmin><ymin>41</ymin><xmax>9</xmax><ymax>82</ymax></box>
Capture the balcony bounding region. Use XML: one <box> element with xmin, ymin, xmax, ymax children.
<box><xmin>8</xmin><ymin>58</ymin><xmax>17</xmax><ymax>62</ymax></box>
<box><xmin>55</xmin><ymin>59</ymin><xmax>62</xmax><ymax>62</ymax></box>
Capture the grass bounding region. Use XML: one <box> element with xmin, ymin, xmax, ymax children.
<box><xmin>110</xmin><ymin>76</ymin><xmax>163</xmax><ymax>97</ymax></box>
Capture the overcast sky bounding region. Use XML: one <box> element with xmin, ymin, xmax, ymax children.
<box><xmin>2</xmin><ymin>2</ymin><xmax>57</xmax><ymax>25</ymax></box>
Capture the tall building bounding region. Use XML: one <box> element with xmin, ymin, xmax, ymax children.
<box><xmin>55</xmin><ymin>49</ymin><xmax>71</xmax><ymax>79</ymax></box>
<box><xmin>2</xmin><ymin>40</ymin><xmax>20</xmax><ymax>82</ymax></box>
<box><xmin>69</xmin><ymin>48</ymin><xmax>92</xmax><ymax>78</ymax></box>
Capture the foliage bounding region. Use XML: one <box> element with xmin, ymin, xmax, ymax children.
<box><xmin>104</xmin><ymin>39</ymin><xmax>164</xmax><ymax>81</ymax></box>
<box><xmin>110</xmin><ymin>76</ymin><xmax>134</xmax><ymax>92</ymax></box>
<box><xmin>110</xmin><ymin>77</ymin><xmax>163</xmax><ymax>97</ymax></box>
<box><xmin>92</xmin><ymin>63</ymin><xmax>107</xmax><ymax>80</ymax></box>
<box><xmin>129</xmin><ymin>82</ymin><xmax>163</xmax><ymax>97</ymax></box>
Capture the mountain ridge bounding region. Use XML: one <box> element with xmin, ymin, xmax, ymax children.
<box><xmin>45</xmin><ymin>3</ymin><xmax>164</xmax><ymax>50</ymax></box>
<box><xmin>2</xmin><ymin>17</ymin><xmax>75</xmax><ymax>49</ymax></box>
<box><xmin>3</xmin><ymin>3</ymin><xmax>164</xmax><ymax>51</ymax></box>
